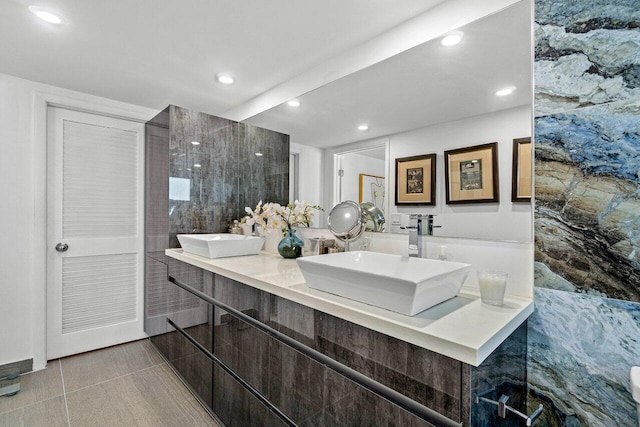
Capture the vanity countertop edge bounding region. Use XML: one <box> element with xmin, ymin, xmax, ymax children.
<box><xmin>165</xmin><ymin>249</ymin><xmax>534</xmax><ymax>367</ymax></box>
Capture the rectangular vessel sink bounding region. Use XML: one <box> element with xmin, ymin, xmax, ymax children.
<box><xmin>177</xmin><ymin>234</ymin><xmax>264</xmax><ymax>259</ymax></box>
<box><xmin>297</xmin><ymin>251</ymin><xmax>472</xmax><ymax>316</ymax></box>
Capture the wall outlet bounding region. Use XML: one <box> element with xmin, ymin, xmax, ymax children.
<box><xmin>390</xmin><ymin>213</ymin><xmax>402</xmax><ymax>225</ymax></box>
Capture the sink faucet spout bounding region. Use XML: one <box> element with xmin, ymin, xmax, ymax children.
<box><xmin>407</xmin><ymin>214</ymin><xmax>423</xmax><ymax>258</ymax></box>
<box><xmin>403</xmin><ymin>214</ymin><xmax>439</xmax><ymax>258</ymax></box>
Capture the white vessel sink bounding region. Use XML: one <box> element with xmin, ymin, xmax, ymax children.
<box><xmin>297</xmin><ymin>251</ymin><xmax>472</xmax><ymax>315</ymax></box>
<box><xmin>177</xmin><ymin>234</ymin><xmax>264</xmax><ymax>259</ymax></box>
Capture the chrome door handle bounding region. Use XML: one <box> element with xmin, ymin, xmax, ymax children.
<box><xmin>55</xmin><ymin>243</ymin><xmax>69</xmax><ymax>252</ymax></box>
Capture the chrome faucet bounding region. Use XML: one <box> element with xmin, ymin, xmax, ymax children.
<box><xmin>403</xmin><ymin>214</ymin><xmax>439</xmax><ymax>258</ymax></box>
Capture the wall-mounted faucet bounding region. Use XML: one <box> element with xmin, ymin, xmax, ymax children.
<box><xmin>402</xmin><ymin>214</ymin><xmax>440</xmax><ymax>258</ymax></box>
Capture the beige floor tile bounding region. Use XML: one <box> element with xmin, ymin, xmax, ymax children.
<box><xmin>60</xmin><ymin>339</ymin><xmax>164</xmax><ymax>392</ymax></box>
<box><xmin>0</xmin><ymin>361</ymin><xmax>64</xmax><ymax>415</ymax></box>
<box><xmin>0</xmin><ymin>396</ymin><xmax>68</xmax><ymax>427</ymax></box>
<box><xmin>66</xmin><ymin>363</ymin><xmax>217</xmax><ymax>427</ymax></box>
<box><xmin>183</xmin><ymin>394</ymin><xmax>222</xmax><ymax>426</ymax></box>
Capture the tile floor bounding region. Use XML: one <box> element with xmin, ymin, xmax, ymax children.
<box><xmin>0</xmin><ymin>339</ymin><xmax>220</xmax><ymax>427</ymax></box>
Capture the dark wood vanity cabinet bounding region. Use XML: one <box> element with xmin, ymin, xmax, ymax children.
<box><xmin>147</xmin><ymin>258</ymin><xmax>287</xmax><ymax>426</ymax></box>
<box><xmin>145</xmin><ymin>258</ymin><xmax>213</xmax><ymax>408</ymax></box>
<box><xmin>146</xmin><ymin>258</ymin><xmax>528</xmax><ymax>426</ymax></box>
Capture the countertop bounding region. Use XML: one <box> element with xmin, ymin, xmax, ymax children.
<box><xmin>165</xmin><ymin>249</ymin><xmax>534</xmax><ymax>366</ymax></box>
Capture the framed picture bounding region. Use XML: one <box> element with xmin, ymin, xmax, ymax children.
<box><xmin>444</xmin><ymin>142</ymin><xmax>499</xmax><ymax>204</ymax></box>
<box><xmin>511</xmin><ymin>137</ymin><xmax>532</xmax><ymax>202</ymax></box>
<box><xmin>395</xmin><ymin>154</ymin><xmax>436</xmax><ymax>206</ymax></box>
<box><xmin>359</xmin><ymin>174</ymin><xmax>386</xmax><ymax>212</ymax></box>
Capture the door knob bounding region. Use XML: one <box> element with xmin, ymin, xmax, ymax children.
<box><xmin>55</xmin><ymin>243</ymin><xmax>69</xmax><ymax>252</ymax></box>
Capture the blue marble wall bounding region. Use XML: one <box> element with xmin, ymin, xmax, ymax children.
<box><xmin>528</xmin><ymin>288</ymin><xmax>640</xmax><ymax>426</ymax></box>
<box><xmin>531</xmin><ymin>0</ymin><xmax>640</xmax><ymax>425</ymax></box>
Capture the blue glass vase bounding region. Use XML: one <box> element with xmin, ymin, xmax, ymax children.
<box><xmin>277</xmin><ymin>228</ymin><xmax>304</xmax><ymax>259</ymax></box>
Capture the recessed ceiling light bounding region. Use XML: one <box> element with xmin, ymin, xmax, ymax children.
<box><xmin>216</xmin><ymin>73</ymin><xmax>234</xmax><ymax>85</ymax></box>
<box><xmin>29</xmin><ymin>5</ymin><xmax>63</xmax><ymax>24</ymax></box>
<box><xmin>287</xmin><ymin>100</ymin><xmax>301</xmax><ymax>107</ymax></box>
<box><xmin>496</xmin><ymin>86</ymin><xmax>516</xmax><ymax>96</ymax></box>
<box><xmin>358</xmin><ymin>124</ymin><xmax>369</xmax><ymax>131</ymax></box>
<box><xmin>191</xmin><ymin>141</ymin><xmax>200</xmax><ymax>146</ymax></box>
<box><xmin>441</xmin><ymin>31</ymin><xmax>463</xmax><ymax>47</ymax></box>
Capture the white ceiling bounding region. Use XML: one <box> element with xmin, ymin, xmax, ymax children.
<box><xmin>0</xmin><ymin>0</ymin><xmax>445</xmax><ymax>116</ymax></box>
<box><xmin>245</xmin><ymin>0</ymin><xmax>532</xmax><ymax>148</ymax></box>
<box><xmin>0</xmin><ymin>0</ymin><xmax>530</xmax><ymax>149</ymax></box>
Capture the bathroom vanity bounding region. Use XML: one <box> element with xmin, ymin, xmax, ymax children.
<box><xmin>145</xmin><ymin>249</ymin><xmax>533</xmax><ymax>426</ymax></box>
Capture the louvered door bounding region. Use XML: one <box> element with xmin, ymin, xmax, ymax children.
<box><xmin>47</xmin><ymin>107</ymin><xmax>145</xmax><ymax>359</ymax></box>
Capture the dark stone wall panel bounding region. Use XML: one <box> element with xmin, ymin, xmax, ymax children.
<box><xmin>238</xmin><ymin>123</ymin><xmax>289</xmax><ymax>210</ymax></box>
<box><xmin>145</xmin><ymin>107</ymin><xmax>170</xmax><ymax>255</ymax></box>
<box><xmin>168</xmin><ymin>106</ymin><xmax>239</xmax><ymax>246</ymax></box>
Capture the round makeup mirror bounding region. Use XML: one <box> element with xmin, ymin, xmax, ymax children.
<box><xmin>360</xmin><ymin>202</ymin><xmax>385</xmax><ymax>232</ymax></box>
<box><xmin>327</xmin><ymin>200</ymin><xmax>366</xmax><ymax>251</ymax></box>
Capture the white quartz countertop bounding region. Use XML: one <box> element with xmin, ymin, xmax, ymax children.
<box><xmin>166</xmin><ymin>249</ymin><xmax>534</xmax><ymax>366</ymax></box>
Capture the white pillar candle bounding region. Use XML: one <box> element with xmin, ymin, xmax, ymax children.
<box><xmin>478</xmin><ymin>271</ymin><xmax>508</xmax><ymax>306</ymax></box>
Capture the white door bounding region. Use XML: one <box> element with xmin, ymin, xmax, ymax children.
<box><xmin>47</xmin><ymin>107</ymin><xmax>145</xmax><ymax>359</ymax></box>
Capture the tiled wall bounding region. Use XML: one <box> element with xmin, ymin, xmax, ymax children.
<box><xmin>530</xmin><ymin>0</ymin><xmax>640</xmax><ymax>425</ymax></box>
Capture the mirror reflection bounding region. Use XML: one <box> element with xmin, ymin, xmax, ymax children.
<box><xmin>245</xmin><ymin>0</ymin><xmax>532</xmax><ymax>242</ymax></box>
<box><xmin>327</xmin><ymin>200</ymin><xmax>367</xmax><ymax>251</ymax></box>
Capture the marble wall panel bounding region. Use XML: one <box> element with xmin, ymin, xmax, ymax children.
<box><xmin>534</xmin><ymin>0</ymin><xmax>640</xmax><ymax>116</ymax></box>
<box><xmin>535</xmin><ymin>99</ymin><xmax>640</xmax><ymax>300</ymax></box>
<box><xmin>471</xmin><ymin>322</ymin><xmax>528</xmax><ymax>427</ymax></box>
<box><xmin>532</xmin><ymin>1</ymin><xmax>640</xmax><ymax>425</ymax></box>
<box><xmin>527</xmin><ymin>288</ymin><xmax>640</xmax><ymax>426</ymax></box>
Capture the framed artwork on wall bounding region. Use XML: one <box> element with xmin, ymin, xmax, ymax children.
<box><xmin>511</xmin><ymin>137</ymin><xmax>532</xmax><ymax>202</ymax></box>
<box><xmin>394</xmin><ymin>154</ymin><xmax>436</xmax><ymax>206</ymax></box>
<box><xmin>444</xmin><ymin>142</ymin><xmax>499</xmax><ymax>204</ymax></box>
<box><xmin>359</xmin><ymin>174</ymin><xmax>386</xmax><ymax>213</ymax></box>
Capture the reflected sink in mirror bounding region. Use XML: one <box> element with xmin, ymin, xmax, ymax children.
<box><xmin>177</xmin><ymin>234</ymin><xmax>264</xmax><ymax>258</ymax></box>
<box><xmin>297</xmin><ymin>251</ymin><xmax>472</xmax><ymax>316</ymax></box>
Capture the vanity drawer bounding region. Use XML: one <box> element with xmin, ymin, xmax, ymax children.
<box><xmin>162</xmin><ymin>258</ymin><xmax>214</xmax><ymax>353</ymax></box>
<box><xmin>150</xmin><ymin>258</ymin><xmax>215</xmax><ymax>411</ymax></box>
<box><xmin>158</xmin><ymin>321</ymin><xmax>213</xmax><ymax>409</ymax></box>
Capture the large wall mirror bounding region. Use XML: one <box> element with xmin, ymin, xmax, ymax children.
<box><xmin>245</xmin><ymin>0</ymin><xmax>532</xmax><ymax>243</ymax></box>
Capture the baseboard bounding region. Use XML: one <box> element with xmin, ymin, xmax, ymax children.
<box><xmin>0</xmin><ymin>359</ymin><xmax>33</xmax><ymax>378</ymax></box>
